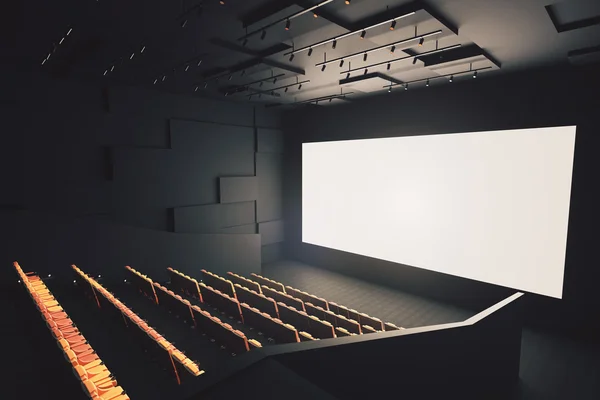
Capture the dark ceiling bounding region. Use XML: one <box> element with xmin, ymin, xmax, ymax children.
<box><xmin>12</xmin><ymin>0</ymin><xmax>600</xmax><ymax>107</ymax></box>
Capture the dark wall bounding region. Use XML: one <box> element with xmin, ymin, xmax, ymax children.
<box><xmin>283</xmin><ymin>63</ymin><xmax>600</xmax><ymax>339</ymax></box>
<box><xmin>1</xmin><ymin>67</ymin><xmax>285</xmax><ymax>284</ymax></box>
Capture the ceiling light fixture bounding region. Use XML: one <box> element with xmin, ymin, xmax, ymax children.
<box><xmin>346</xmin><ymin>72</ymin><xmax>350</xmax><ymax>79</ymax></box>
<box><xmin>314</xmin><ymin>13</ymin><xmax>318</xmax><ymax>18</ymax></box>
<box><xmin>153</xmin><ymin>78</ymin><xmax>158</xmax><ymax>84</ymax></box>
<box><xmin>197</xmin><ymin>60</ymin><xmax>203</xmax><ymax>66</ymax></box>
<box><xmin>298</xmin><ymin>84</ymin><xmax>302</xmax><ymax>90</ymax></box>
<box><xmin>273</xmin><ymin>77</ymin><xmax>277</xmax><ymax>84</ymax></box>
<box><xmin>195</xmin><ymin>86</ymin><xmax>199</xmax><ymax>91</ymax></box>
<box><xmin>285</xmin><ymin>87</ymin><xmax>289</xmax><ymax>92</ymax></box>
<box><xmin>103</xmin><ymin>69</ymin><xmax>108</xmax><ymax>76</ymax></box>
<box><xmin>162</xmin><ymin>75</ymin><xmax>167</xmax><ymax>81</ymax></box>
<box><xmin>243</xmin><ymin>38</ymin><xmax>248</xmax><ymax>46</ymax></box>
<box><xmin>364</xmin><ymin>68</ymin><xmax>368</xmax><ymax>75</ymax></box>
<box><xmin>390</xmin><ymin>46</ymin><xmax>396</xmax><ymax>53</ymax></box>
<box><xmin>405</xmin><ymin>84</ymin><xmax>408</xmax><ymax>91</ymax></box>
<box><xmin>332</xmin><ymin>40</ymin><xmax>337</xmax><ymax>49</ymax></box>
<box><xmin>339</xmin><ymin>59</ymin><xmax>344</xmax><ymax>67</ymax></box>
<box><xmin>363</xmin><ymin>53</ymin><xmax>368</xmax><ymax>61</ymax></box>
<box><xmin>228</xmin><ymin>74</ymin><xmax>233</xmax><ymax>81</ymax></box>
<box><xmin>204</xmin><ymin>82</ymin><xmax>209</xmax><ymax>89</ymax></box>
<box><xmin>412</xmin><ymin>57</ymin><xmax>418</xmax><ymax>65</ymax></box>
<box><xmin>387</xmin><ymin>63</ymin><xmax>391</xmax><ymax>70</ymax></box>
<box><xmin>473</xmin><ymin>71</ymin><xmax>478</xmax><ymax>78</ymax></box>
<box><xmin>181</xmin><ymin>19</ymin><xmax>188</xmax><ymax>28</ymax></box>
<box><xmin>426</xmin><ymin>79</ymin><xmax>430</xmax><ymax>87</ymax></box>
<box><xmin>130</xmin><ymin>52</ymin><xmax>135</xmax><ymax>60</ymax></box>
<box><xmin>261</xmin><ymin>30</ymin><xmax>267</xmax><ymax>40</ymax></box>
<box><xmin>289</xmin><ymin>53</ymin><xmax>295</xmax><ymax>62</ymax></box>
<box><xmin>308</xmin><ymin>48</ymin><xmax>313</xmax><ymax>57</ymax></box>
<box><xmin>321</xmin><ymin>65</ymin><xmax>326</xmax><ymax>71</ymax></box>
<box><xmin>449</xmin><ymin>75</ymin><xmax>453</xmax><ymax>82</ymax></box>
<box><xmin>360</xmin><ymin>30</ymin><xmax>366</xmax><ymax>39</ymax></box>
<box><xmin>185</xmin><ymin>64</ymin><xmax>190</xmax><ymax>72</ymax></box>
<box><xmin>285</xmin><ymin>19</ymin><xmax>291</xmax><ymax>31</ymax></box>
<box><xmin>220</xmin><ymin>1</ymin><xmax>225</xmax><ymax>5</ymax></box>
<box><xmin>140</xmin><ymin>45</ymin><xmax>146</xmax><ymax>53</ymax></box>
<box><xmin>390</xmin><ymin>20</ymin><xmax>396</xmax><ymax>30</ymax></box>
<box><xmin>345</xmin><ymin>0</ymin><xmax>351</xmax><ymax>4</ymax></box>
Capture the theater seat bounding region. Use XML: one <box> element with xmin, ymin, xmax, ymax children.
<box><xmin>362</xmin><ymin>325</ymin><xmax>378</xmax><ymax>333</ymax></box>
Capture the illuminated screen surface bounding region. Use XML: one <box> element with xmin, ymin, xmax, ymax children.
<box><xmin>302</xmin><ymin>126</ymin><xmax>576</xmax><ymax>299</ymax></box>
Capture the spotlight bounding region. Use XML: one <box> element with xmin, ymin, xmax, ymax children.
<box><xmin>273</xmin><ymin>77</ymin><xmax>277</xmax><ymax>84</ymax></box>
<box><xmin>387</xmin><ymin>63</ymin><xmax>391</xmax><ymax>70</ymax></box>
<box><xmin>228</xmin><ymin>74</ymin><xmax>233</xmax><ymax>81</ymax></box>
<box><xmin>363</xmin><ymin>53</ymin><xmax>368</xmax><ymax>61</ymax></box>
<box><xmin>473</xmin><ymin>71</ymin><xmax>478</xmax><ymax>78</ymax></box>
<box><xmin>162</xmin><ymin>75</ymin><xmax>167</xmax><ymax>81</ymax></box>
<box><xmin>364</xmin><ymin>68</ymin><xmax>368</xmax><ymax>75</ymax></box>
<box><xmin>195</xmin><ymin>86</ymin><xmax>199</xmax><ymax>91</ymax></box>
<box><xmin>285</xmin><ymin>19</ymin><xmax>290</xmax><ymax>31</ymax></box>
<box><xmin>390</xmin><ymin>20</ymin><xmax>396</xmax><ymax>30</ymax></box>
<box><xmin>449</xmin><ymin>75</ymin><xmax>453</xmax><ymax>83</ymax></box>
<box><xmin>181</xmin><ymin>19</ymin><xmax>188</xmax><ymax>28</ymax></box>
<box><xmin>98</xmin><ymin>275</ymin><xmax>102</xmax><ymax>278</ymax></box>
<box><xmin>225</xmin><ymin>92</ymin><xmax>229</xmax><ymax>96</ymax></box>
<box><xmin>345</xmin><ymin>0</ymin><xmax>351</xmax><ymax>4</ymax></box>
<box><xmin>185</xmin><ymin>64</ymin><xmax>190</xmax><ymax>72</ymax></box>
<box><xmin>285</xmin><ymin>87</ymin><xmax>289</xmax><ymax>93</ymax></box>
<box><xmin>321</xmin><ymin>65</ymin><xmax>326</xmax><ymax>72</ymax></box>
<box><xmin>110</xmin><ymin>65</ymin><xmax>115</xmax><ymax>72</ymax></box>
<box><xmin>313</xmin><ymin>13</ymin><xmax>318</xmax><ymax>18</ymax></box>
<box><xmin>346</xmin><ymin>72</ymin><xmax>350</xmax><ymax>79</ymax></box>
<box><xmin>67</xmin><ymin>28</ymin><xmax>73</xmax><ymax>36</ymax></box>
<box><xmin>259</xmin><ymin>81</ymin><xmax>263</xmax><ymax>87</ymax></box>
<box><xmin>197</xmin><ymin>59</ymin><xmax>203</xmax><ymax>66</ymax></box>
<box><xmin>104</xmin><ymin>69</ymin><xmax>108</xmax><ymax>76</ymax></box>
<box><xmin>241</xmin><ymin>69</ymin><xmax>246</xmax><ymax>76</ymax></box>
<box><xmin>59</xmin><ymin>37</ymin><xmax>65</xmax><ymax>45</ymax></box>
<box><xmin>390</xmin><ymin>46</ymin><xmax>396</xmax><ymax>53</ymax></box>
<box><xmin>261</xmin><ymin>30</ymin><xmax>266</xmax><ymax>40</ymax></box>
<box><xmin>418</xmin><ymin>37</ymin><xmax>424</xmax><ymax>46</ymax></box>
<box><xmin>332</xmin><ymin>40</ymin><xmax>337</xmax><ymax>49</ymax></box>
<box><xmin>41</xmin><ymin>58</ymin><xmax>46</xmax><ymax>66</ymax></box>
<box><xmin>141</xmin><ymin>45</ymin><xmax>146</xmax><ymax>53</ymax></box>
<box><xmin>388</xmin><ymin>86</ymin><xmax>392</xmax><ymax>93</ymax></box>
<box><xmin>426</xmin><ymin>79</ymin><xmax>430</xmax><ymax>87</ymax></box>
<box><xmin>153</xmin><ymin>78</ymin><xmax>158</xmax><ymax>84</ymax></box>
<box><xmin>203</xmin><ymin>82</ymin><xmax>208</xmax><ymax>89</ymax></box>
<box><xmin>48</xmin><ymin>274</ymin><xmax>52</xmax><ymax>278</ymax></box>
<box><xmin>412</xmin><ymin>57</ymin><xmax>418</xmax><ymax>65</ymax></box>
<box><xmin>308</xmin><ymin>48</ymin><xmax>313</xmax><ymax>57</ymax></box>
<box><xmin>124</xmin><ymin>279</ymin><xmax>127</xmax><ymax>283</ymax></box>
<box><xmin>339</xmin><ymin>59</ymin><xmax>344</xmax><ymax>67</ymax></box>
<box><xmin>73</xmin><ymin>280</ymin><xmax>76</xmax><ymax>283</ymax></box>
<box><xmin>298</xmin><ymin>84</ymin><xmax>302</xmax><ymax>90</ymax></box>
<box><xmin>220</xmin><ymin>0</ymin><xmax>225</xmax><ymax>4</ymax></box>
<box><xmin>270</xmin><ymin>91</ymin><xmax>274</xmax><ymax>95</ymax></box>
<box><xmin>243</xmin><ymin>38</ymin><xmax>248</xmax><ymax>46</ymax></box>
<box><xmin>289</xmin><ymin>53</ymin><xmax>295</xmax><ymax>62</ymax></box>
<box><xmin>360</xmin><ymin>30</ymin><xmax>366</xmax><ymax>39</ymax></box>
<box><xmin>404</xmin><ymin>84</ymin><xmax>408</xmax><ymax>91</ymax></box>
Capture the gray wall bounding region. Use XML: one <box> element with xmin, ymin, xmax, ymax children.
<box><xmin>282</xmin><ymin>63</ymin><xmax>600</xmax><ymax>339</ymax></box>
<box><xmin>1</xmin><ymin>67</ymin><xmax>285</xmax><ymax>283</ymax></box>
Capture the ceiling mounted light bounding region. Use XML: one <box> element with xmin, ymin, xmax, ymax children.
<box><xmin>360</xmin><ymin>30</ymin><xmax>366</xmax><ymax>39</ymax></box>
<box><xmin>185</xmin><ymin>64</ymin><xmax>190</xmax><ymax>72</ymax></box>
<box><xmin>332</xmin><ymin>40</ymin><xmax>337</xmax><ymax>49</ymax></box>
<box><xmin>67</xmin><ymin>27</ymin><xmax>73</xmax><ymax>36</ymax></box>
<box><xmin>449</xmin><ymin>75</ymin><xmax>454</xmax><ymax>83</ymax></box>
<box><xmin>345</xmin><ymin>0</ymin><xmax>351</xmax><ymax>4</ymax></box>
<box><xmin>298</xmin><ymin>84</ymin><xmax>302</xmax><ymax>90</ymax></box>
<box><xmin>195</xmin><ymin>86</ymin><xmax>199</xmax><ymax>91</ymax></box>
<box><xmin>364</xmin><ymin>68</ymin><xmax>368</xmax><ymax>75</ymax></box>
<box><xmin>243</xmin><ymin>38</ymin><xmax>248</xmax><ymax>46</ymax></box>
<box><xmin>220</xmin><ymin>1</ymin><xmax>225</xmax><ymax>4</ymax></box>
<box><xmin>387</xmin><ymin>63</ymin><xmax>391</xmax><ymax>70</ymax></box>
<box><xmin>339</xmin><ymin>59</ymin><xmax>344</xmax><ymax>67</ymax></box>
<box><xmin>197</xmin><ymin>60</ymin><xmax>203</xmax><ymax>67</ymax></box>
<box><xmin>289</xmin><ymin>53</ymin><xmax>295</xmax><ymax>62</ymax></box>
<box><xmin>110</xmin><ymin>65</ymin><xmax>115</xmax><ymax>72</ymax></box>
<box><xmin>418</xmin><ymin>37</ymin><xmax>424</xmax><ymax>46</ymax></box>
<box><xmin>426</xmin><ymin>79</ymin><xmax>430</xmax><ymax>87</ymax></box>
<box><xmin>390</xmin><ymin>20</ymin><xmax>396</xmax><ymax>30</ymax></box>
<box><xmin>204</xmin><ymin>82</ymin><xmax>208</xmax><ymax>89</ymax></box>
<box><xmin>313</xmin><ymin>13</ymin><xmax>318</xmax><ymax>18</ymax></box>
<box><xmin>225</xmin><ymin>92</ymin><xmax>229</xmax><ymax>96</ymax></box>
<box><xmin>405</xmin><ymin>84</ymin><xmax>408</xmax><ymax>91</ymax></box>
<box><xmin>181</xmin><ymin>19</ymin><xmax>188</xmax><ymax>28</ymax></box>
<box><xmin>259</xmin><ymin>81</ymin><xmax>264</xmax><ymax>87</ymax></box>
<box><xmin>412</xmin><ymin>57</ymin><xmax>418</xmax><ymax>65</ymax></box>
<box><xmin>363</xmin><ymin>53</ymin><xmax>368</xmax><ymax>61</ymax></box>
<box><xmin>103</xmin><ymin>69</ymin><xmax>108</xmax><ymax>76</ymax></box>
<box><xmin>285</xmin><ymin>87</ymin><xmax>289</xmax><ymax>93</ymax></box>
<box><xmin>261</xmin><ymin>30</ymin><xmax>266</xmax><ymax>40</ymax></box>
<box><xmin>153</xmin><ymin>78</ymin><xmax>158</xmax><ymax>84</ymax></box>
<box><xmin>273</xmin><ymin>77</ymin><xmax>277</xmax><ymax>84</ymax></box>
<box><xmin>308</xmin><ymin>48</ymin><xmax>313</xmax><ymax>57</ymax></box>
<box><xmin>130</xmin><ymin>52</ymin><xmax>135</xmax><ymax>60</ymax></box>
<box><xmin>140</xmin><ymin>45</ymin><xmax>146</xmax><ymax>53</ymax></box>
<box><xmin>473</xmin><ymin>71</ymin><xmax>478</xmax><ymax>78</ymax></box>
<box><xmin>162</xmin><ymin>75</ymin><xmax>167</xmax><ymax>81</ymax></box>
<box><xmin>321</xmin><ymin>65</ymin><xmax>326</xmax><ymax>72</ymax></box>
<box><xmin>228</xmin><ymin>74</ymin><xmax>233</xmax><ymax>81</ymax></box>
<box><xmin>390</xmin><ymin>45</ymin><xmax>396</xmax><ymax>53</ymax></box>
<box><xmin>346</xmin><ymin>72</ymin><xmax>350</xmax><ymax>79</ymax></box>
<box><xmin>241</xmin><ymin>69</ymin><xmax>246</xmax><ymax>76</ymax></box>
<box><xmin>388</xmin><ymin>86</ymin><xmax>392</xmax><ymax>93</ymax></box>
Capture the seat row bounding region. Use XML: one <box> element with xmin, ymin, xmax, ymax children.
<box><xmin>240</xmin><ymin>303</ymin><xmax>300</xmax><ymax>344</ymax></box>
<box><xmin>126</xmin><ymin>266</ymin><xmax>159</xmax><ymax>305</ymax></box>
<box><xmin>13</xmin><ymin>262</ymin><xmax>129</xmax><ymax>400</ymax></box>
<box><xmin>200</xmin><ymin>269</ymin><xmax>236</xmax><ymax>299</ymax></box>
<box><xmin>250</xmin><ymin>273</ymin><xmax>286</xmax><ymax>293</ymax></box>
<box><xmin>73</xmin><ymin>265</ymin><xmax>203</xmax><ymax>384</ymax></box>
<box><xmin>261</xmin><ymin>285</ymin><xmax>305</xmax><ymax>312</ymax></box>
<box><xmin>227</xmin><ymin>272</ymin><xmax>262</xmax><ymax>294</ymax></box>
<box><xmin>304</xmin><ymin>302</ymin><xmax>363</xmax><ymax>334</ymax></box>
<box><xmin>197</xmin><ymin>282</ymin><xmax>243</xmax><ymax>322</ymax></box>
<box><xmin>126</xmin><ymin>266</ymin><xmax>260</xmax><ymax>356</ymax></box>
<box><xmin>167</xmin><ymin>267</ymin><xmax>203</xmax><ymax>300</ymax></box>
<box><xmin>276</xmin><ymin>301</ymin><xmax>337</xmax><ymax>339</ymax></box>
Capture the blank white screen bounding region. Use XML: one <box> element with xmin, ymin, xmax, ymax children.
<box><xmin>302</xmin><ymin>126</ymin><xmax>576</xmax><ymax>299</ymax></box>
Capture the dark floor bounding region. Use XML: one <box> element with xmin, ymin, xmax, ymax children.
<box><xmin>262</xmin><ymin>260</ymin><xmax>600</xmax><ymax>400</ymax></box>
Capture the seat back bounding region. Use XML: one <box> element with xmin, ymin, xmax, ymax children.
<box><xmin>358</xmin><ymin>313</ymin><xmax>384</xmax><ymax>331</ymax></box>
<box><xmin>227</xmin><ymin>272</ymin><xmax>262</xmax><ymax>294</ymax></box>
<box><xmin>200</xmin><ymin>269</ymin><xmax>236</xmax><ymax>298</ymax></box>
<box><xmin>240</xmin><ymin>303</ymin><xmax>299</xmax><ymax>344</ymax></box>
<box><xmin>285</xmin><ymin>286</ymin><xmax>329</xmax><ymax>310</ymax></box>
<box><xmin>335</xmin><ymin>314</ymin><xmax>362</xmax><ymax>335</ymax></box>
<box><xmin>299</xmin><ymin>331</ymin><xmax>318</xmax><ymax>341</ymax></box>
<box><xmin>384</xmin><ymin>322</ymin><xmax>404</xmax><ymax>331</ymax></box>
<box><xmin>261</xmin><ymin>286</ymin><xmax>304</xmax><ymax>311</ymax></box>
<box><xmin>335</xmin><ymin>327</ymin><xmax>352</xmax><ymax>337</ymax></box>
<box><xmin>306</xmin><ymin>315</ymin><xmax>336</xmax><ymax>339</ymax></box>
<box><xmin>199</xmin><ymin>283</ymin><xmax>243</xmax><ymax>321</ymax></box>
<box><xmin>234</xmin><ymin>284</ymin><xmax>278</xmax><ymax>318</ymax></box>
<box><xmin>362</xmin><ymin>325</ymin><xmax>378</xmax><ymax>334</ymax></box>
<box><xmin>167</xmin><ymin>267</ymin><xmax>203</xmax><ymax>301</ymax></box>
<box><xmin>125</xmin><ymin>266</ymin><xmax>158</xmax><ymax>305</ymax></box>
<box><xmin>250</xmin><ymin>273</ymin><xmax>286</xmax><ymax>293</ymax></box>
